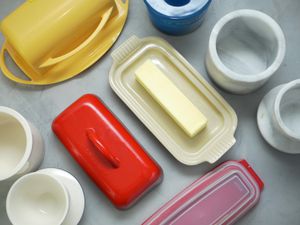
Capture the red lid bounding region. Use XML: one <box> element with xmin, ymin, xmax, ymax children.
<box><xmin>52</xmin><ymin>94</ymin><xmax>162</xmax><ymax>209</ymax></box>
<box><xmin>239</xmin><ymin>159</ymin><xmax>264</xmax><ymax>191</ymax></box>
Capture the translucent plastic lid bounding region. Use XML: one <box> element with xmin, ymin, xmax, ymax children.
<box><xmin>143</xmin><ymin>160</ymin><xmax>263</xmax><ymax>225</ymax></box>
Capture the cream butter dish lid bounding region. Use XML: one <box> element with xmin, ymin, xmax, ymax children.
<box><xmin>109</xmin><ymin>36</ymin><xmax>238</xmax><ymax>165</ymax></box>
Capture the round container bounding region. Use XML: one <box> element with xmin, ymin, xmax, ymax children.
<box><xmin>6</xmin><ymin>173</ymin><xmax>69</xmax><ymax>225</ymax></box>
<box><xmin>6</xmin><ymin>169</ymin><xmax>85</xmax><ymax>225</ymax></box>
<box><xmin>257</xmin><ymin>80</ymin><xmax>300</xmax><ymax>153</ymax></box>
<box><xmin>206</xmin><ymin>10</ymin><xmax>286</xmax><ymax>94</ymax></box>
<box><xmin>0</xmin><ymin>107</ymin><xmax>44</xmax><ymax>186</ymax></box>
<box><xmin>144</xmin><ymin>0</ymin><xmax>212</xmax><ymax>35</ymax></box>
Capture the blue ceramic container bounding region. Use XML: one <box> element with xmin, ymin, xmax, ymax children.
<box><xmin>144</xmin><ymin>0</ymin><xmax>212</xmax><ymax>35</ymax></box>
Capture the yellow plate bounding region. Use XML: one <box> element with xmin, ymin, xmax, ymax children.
<box><xmin>0</xmin><ymin>0</ymin><xmax>129</xmax><ymax>85</ymax></box>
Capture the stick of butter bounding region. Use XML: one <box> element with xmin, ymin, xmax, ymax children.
<box><xmin>136</xmin><ymin>60</ymin><xmax>207</xmax><ymax>137</ymax></box>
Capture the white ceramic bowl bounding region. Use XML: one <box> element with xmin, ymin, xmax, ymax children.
<box><xmin>38</xmin><ymin>169</ymin><xmax>85</xmax><ymax>225</ymax></box>
<box><xmin>206</xmin><ymin>10</ymin><xmax>286</xmax><ymax>94</ymax></box>
<box><xmin>257</xmin><ymin>80</ymin><xmax>300</xmax><ymax>153</ymax></box>
<box><xmin>6</xmin><ymin>173</ymin><xmax>69</xmax><ymax>225</ymax></box>
<box><xmin>0</xmin><ymin>107</ymin><xmax>44</xmax><ymax>184</ymax></box>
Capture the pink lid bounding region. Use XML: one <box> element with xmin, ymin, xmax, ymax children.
<box><xmin>143</xmin><ymin>160</ymin><xmax>263</xmax><ymax>225</ymax></box>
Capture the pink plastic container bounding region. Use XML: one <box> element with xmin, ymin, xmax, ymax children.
<box><xmin>143</xmin><ymin>160</ymin><xmax>264</xmax><ymax>225</ymax></box>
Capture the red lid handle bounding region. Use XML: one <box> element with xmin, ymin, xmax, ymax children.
<box><xmin>239</xmin><ymin>160</ymin><xmax>264</xmax><ymax>191</ymax></box>
<box><xmin>86</xmin><ymin>128</ymin><xmax>120</xmax><ymax>168</ymax></box>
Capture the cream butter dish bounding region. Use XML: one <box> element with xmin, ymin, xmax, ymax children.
<box><xmin>109</xmin><ymin>36</ymin><xmax>237</xmax><ymax>165</ymax></box>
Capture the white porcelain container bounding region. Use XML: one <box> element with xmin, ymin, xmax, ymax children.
<box><xmin>6</xmin><ymin>169</ymin><xmax>85</xmax><ymax>225</ymax></box>
<box><xmin>0</xmin><ymin>107</ymin><xmax>44</xmax><ymax>188</ymax></box>
<box><xmin>257</xmin><ymin>80</ymin><xmax>300</xmax><ymax>153</ymax></box>
<box><xmin>206</xmin><ymin>10</ymin><xmax>286</xmax><ymax>94</ymax></box>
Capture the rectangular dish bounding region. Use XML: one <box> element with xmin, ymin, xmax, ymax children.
<box><xmin>52</xmin><ymin>94</ymin><xmax>162</xmax><ymax>209</ymax></box>
<box><xmin>109</xmin><ymin>36</ymin><xmax>237</xmax><ymax>165</ymax></box>
<box><xmin>143</xmin><ymin>160</ymin><xmax>264</xmax><ymax>225</ymax></box>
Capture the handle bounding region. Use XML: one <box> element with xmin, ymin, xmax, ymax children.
<box><xmin>39</xmin><ymin>6</ymin><xmax>114</xmax><ymax>68</ymax></box>
<box><xmin>111</xmin><ymin>36</ymin><xmax>141</xmax><ymax>64</ymax></box>
<box><xmin>86</xmin><ymin>128</ymin><xmax>120</xmax><ymax>168</ymax></box>
<box><xmin>204</xmin><ymin>135</ymin><xmax>236</xmax><ymax>164</ymax></box>
<box><xmin>0</xmin><ymin>41</ymin><xmax>34</xmax><ymax>84</ymax></box>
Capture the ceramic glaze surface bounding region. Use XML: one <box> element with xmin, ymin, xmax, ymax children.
<box><xmin>110</xmin><ymin>36</ymin><xmax>237</xmax><ymax>165</ymax></box>
<box><xmin>0</xmin><ymin>0</ymin><xmax>129</xmax><ymax>85</ymax></box>
<box><xmin>0</xmin><ymin>107</ymin><xmax>44</xmax><ymax>184</ymax></box>
<box><xmin>0</xmin><ymin>112</ymin><xmax>26</xmax><ymax>179</ymax></box>
<box><xmin>52</xmin><ymin>94</ymin><xmax>162</xmax><ymax>209</ymax></box>
<box><xmin>37</xmin><ymin>169</ymin><xmax>85</xmax><ymax>225</ymax></box>
<box><xmin>145</xmin><ymin>0</ymin><xmax>208</xmax><ymax>16</ymax></box>
<box><xmin>7</xmin><ymin>174</ymin><xmax>68</xmax><ymax>225</ymax></box>
<box><xmin>144</xmin><ymin>0</ymin><xmax>211</xmax><ymax>35</ymax></box>
<box><xmin>216</xmin><ymin>17</ymin><xmax>277</xmax><ymax>76</ymax></box>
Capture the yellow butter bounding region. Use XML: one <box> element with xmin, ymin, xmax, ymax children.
<box><xmin>136</xmin><ymin>60</ymin><xmax>207</xmax><ymax>137</ymax></box>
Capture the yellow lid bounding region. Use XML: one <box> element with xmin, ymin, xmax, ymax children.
<box><xmin>0</xmin><ymin>0</ymin><xmax>129</xmax><ymax>85</ymax></box>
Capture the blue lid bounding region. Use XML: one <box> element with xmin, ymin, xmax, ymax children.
<box><xmin>144</xmin><ymin>0</ymin><xmax>211</xmax><ymax>17</ymax></box>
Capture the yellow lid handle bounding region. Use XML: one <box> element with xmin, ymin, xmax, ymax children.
<box><xmin>0</xmin><ymin>42</ymin><xmax>34</xmax><ymax>85</ymax></box>
<box><xmin>115</xmin><ymin>0</ymin><xmax>129</xmax><ymax>10</ymax></box>
<box><xmin>39</xmin><ymin>6</ymin><xmax>114</xmax><ymax>68</ymax></box>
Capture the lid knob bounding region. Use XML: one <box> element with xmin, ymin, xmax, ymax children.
<box><xmin>86</xmin><ymin>128</ymin><xmax>120</xmax><ymax>168</ymax></box>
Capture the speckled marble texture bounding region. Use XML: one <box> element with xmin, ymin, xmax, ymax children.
<box><xmin>257</xmin><ymin>80</ymin><xmax>300</xmax><ymax>154</ymax></box>
<box><xmin>0</xmin><ymin>0</ymin><xmax>300</xmax><ymax>225</ymax></box>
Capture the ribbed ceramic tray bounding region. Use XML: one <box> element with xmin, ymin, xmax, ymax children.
<box><xmin>109</xmin><ymin>36</ymin><xmax>238</xmax><ymax>165</ymax></box>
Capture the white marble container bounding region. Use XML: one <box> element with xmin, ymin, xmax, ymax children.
<box><xmin>206</xmin><ymin>10</ymin><xmax>286</xmax><ymax>94</ymax></box>
<box><xmin>257</xmin><ymin>80</ymin><xmax>300</xmax><ymax>153</ymax></box>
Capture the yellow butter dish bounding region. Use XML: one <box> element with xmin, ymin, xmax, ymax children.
<box><xmin>0</xmin><ymin>0</ymin><xmax>129</xmax><ymax>85</ymax></box>
<box><xmin>109</xmin><ymin>36</ymin><xmax>238</xmax><ymax>165</ymax></box>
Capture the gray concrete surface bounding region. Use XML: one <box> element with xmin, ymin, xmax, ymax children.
<box><xmin>0</xmin><ymin>0</ymin><xmax>300</xmax><ymax>224</ymax></box>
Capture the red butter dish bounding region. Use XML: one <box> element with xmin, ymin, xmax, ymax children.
<box><xmin>52</xmin><ymin>94</ymin><xmax>163</xmax><ymax>209</ymax></box>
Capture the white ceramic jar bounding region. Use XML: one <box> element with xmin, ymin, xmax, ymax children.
<box><xmin>206</xmin><ymin>10</ymin><xmax>286</xmax><ymax>94</ymax></box>
<box><xmin>0</xmin><ymin>107</ymin><xmax>44</xmax><ymax>189</ymax></box>
<box><xmin>257</xmin><ymin>80</ymin><xmax>300</xmax><ymax>153</ymax></box>
<box><xmin>6</xmin><ymin>169</ymin><xmax>85</xmax><ymax>225</ymax></box>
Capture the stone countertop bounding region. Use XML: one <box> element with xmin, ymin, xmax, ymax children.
<box><xmin>0</xmin><ymin>0</ymin><xmax>300</xmax><ymax>224</ymax></box>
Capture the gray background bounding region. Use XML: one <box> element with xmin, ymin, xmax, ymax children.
<box><xmin>1</xmin><ymin>0</ymin><xmax>300</xmax><ymax>224</ymax></box>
